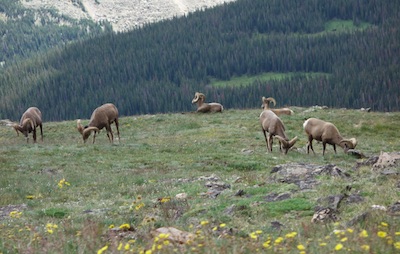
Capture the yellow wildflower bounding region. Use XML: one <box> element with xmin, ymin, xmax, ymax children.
<box><xmin>360</xmin><ymin>245</ymin><xmax>370</xmax><ymax>251</ymax></box>
<box><xmin>396</xmin><ymin>232</ymin><xmax>400</xmax><ymax>236</ymax></box>
<box><xmin>220</xmin><ymin>223</ymin><xmax>226</xmax><ymax>228</ymax></box>
<box><xmin>97</xmin><ymin>245</ymin><xmax>108</xmax><ymax>254</ymax></box>
<box><xmin>341</xmin><ymin>237</ymin><xmax>348</xmax><ymax>242</ymax></box>
<box><xmin>346</xmin><ymin>228</ymin><xmax>354</xmax><ymax>233</ymax></box>
<box><xmin>263</xmin><ymin>240</ymin><xmax>271</xmax><ymax>248</ymax></box>
<box><xmin>212</xmin><ymin>226</ymin><xmax>218</xmax><ymax>231</ymax></box>
<box><xmin>200</xmin><ymin>220</ymin><xmax>209</xmax><ymax>226</ymax></box>
<box><xmin>135</xmin><ymin>203</ymin><xmax>145</xmax><ymax>210</ymax></box>
<box><xmin>359</xmin><ymin>230</ymin><xmax>368</xmax><ymax>238</ymax></box>
<box><xmin>249</xmin><ymin>232</ymin><xmax>257</xmax><ymax>239</ymax></box>
<box><xmin>286</xmin><ymin>232</ymin><xmax>297</xmax><ymax>238</ymax></box>
<box><xmin>380</xmin><ymin>222</ymin><xmax>388</xmax><ymax>227</ymax></box>
<box><xmin>9</xmin><ymin>211</ymin><xmax>22</xmax><ymax>218</ymax></box>
<box><xmin>118</xmin><ymin>243</ymin><xmax>123</xmax><ymax>251</ymax></box>
<box><xmin>159</xmin><ymin>233</ymin><xmax>170</xmax><ymax>239</ymax></box>
<box><xmin>394</xmin><ymin>242</ymin><xmax>400</xmax><ymax>249</ymax></box>
<box><xmin>387</xmin><ymin>236</ymin><xmax>393</xmax><ymax>245</ymax></box>
<box><xmin>377</xmin><ymin>231</ymin><xmax>387</xmax><ymax>238</ymax></box>
<box><xmin>119</xmin><ymin>223</ymin><xmax>131</xmax><ymax>230</ymax></box>
<box><xmin>125</xmin><ymin>243</ymin><xmax>130</xmax><ymax>250</ymax></box>
<box><xmin>108</xmin><ymin>224</ymin><xmax>114</xmax><ymax>229</ymax></box>
<box><xmin>297</xmin><ymin>244</ymin><xmax>306</xmax><ymax>251</ymax></box>
<box><xmin>334</xmin><ymin>243</ymin><xmax>343</xmax><ymax>251</ymax></box>
<box><xmin>163</xmin><ymin>240</ymin><xmax>170</xmax><ymax>245</ymax></box>
<box><xmin>319</xmin><ymin>242</ymin><xmax>327</xmax><ymax>246</ymax></box>
<box><xmin>256</xmin><ymin>230</ymin><xmax>263</xmax><ymax>235</ymax></box>
<box><xmin>274</xmin><ymin>237</ymin><xmax>284</xmax><ymax>245</ymax></box>
<box><xmin>160</xmin><ymin>197</ymin><xmax>170</xmax><ymax>203</ymax></box>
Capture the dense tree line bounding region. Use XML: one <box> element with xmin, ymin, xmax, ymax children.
<box><xmin>0</xmin><ymin>0</ymin><xmax>399</xmax><ymax>121</ymax></box>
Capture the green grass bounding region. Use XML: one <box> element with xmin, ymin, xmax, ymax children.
<box><xmin>0</xmin><ymin>107</ymin><xmax>400</xmax><ymax>253</ymax></box>
<box><xmin>324</xmin><ymin>19</ymin><xmax>372</xmax><ymax>32</ymax></box>
<box><xmin>211</xmin><ymin>72</ymin><xmax>329</xmax><ymax>88</ymax></box>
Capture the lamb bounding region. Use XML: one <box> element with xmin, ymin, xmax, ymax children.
<box><xmin>13</xmin><ymin>107</ymin><xmax>43</xmax><ymax>143</ymax></box>
<box><xmin>303</xmin><ymin>118</ymin><xmax>357</xmax><ymax>155</ymax></box>
<box><xmin>261</xmin><ymin>97</ymin><xmax>294</xmax><ymax>116</ymax></box>
<box><xmin>77</xmin><ymin>103</ymin><xmax>120</xmax><ymax>144</ymax></box>
<box><xmin>191</xmin><ymin>92</ymin><xmax>223</xmax><ymax>113</ymax></box>
<box><xmin>260</xmin><ymin>97</ymin><xmax>298</xmax><ymax>154</ymax></box>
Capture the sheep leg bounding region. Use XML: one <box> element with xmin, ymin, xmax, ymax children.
<box><xmin>39</xmin><ymin>124</ymin><xmax>43</xmax><ymax>141</ymax></box>
<box><xmin>92</xmin><ymin>131</ymin><xmax>97</xmax><ymax>144</ymax></box>
<box><xmin>322</xmin><ymin>142</ymin><xmax>327</xmax><ymax>156</ymax></box>
<box><xmin>268</xmin><ymin>134</ymin><xmax>274</xmax><ymax>152</ymax></box>
<box><xmin>333</xmin><ymin>144</ymin><xmax>337</xmax><ymax>154</ymax></box>
<box><xmin>106</xmin><ymin>125</ymin><xmax>114</xmax><ymax>143</ymax></box>
<box><xmin>114</xmin><ymin>119</ymin><xmax>120</xmax><ymax>141</ymax></box>
<box><xmin>32</xmin><ymin>128</ymin><xmax>37</xmax><ymax>143</ymax></box>
<box><xmin>262</xmin><ymin>129</ymin><xmax>269</xmax><ymax>152</ymax></box>
<box><xmin>307</xmin><ymin>137</ymin><xmax>315</xmax><ymax>154</ymax></box>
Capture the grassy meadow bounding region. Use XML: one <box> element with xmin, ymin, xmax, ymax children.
<box><xmin>1</xmin><ymin>106</ymin><xmax>400</xmax><ymax>253</ymax></box>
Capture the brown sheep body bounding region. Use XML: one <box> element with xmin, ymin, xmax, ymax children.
<box><xmin>260</xmin><ymin>97</ymin><xmax>297</xmax><ymax>154</ymax></box>
<box><xmin>13</xmin><ymin>107</ymin><xmax>43</xmax><ymax>143</ymax></box>
<box><xmin>77</xmin><ymin>103</ymin><xmax>120</xmax><ymax>144</ymax></box>
<box><xmin>192</xmin><ymin>92</ymin><xmax>223</xmax><ymax>113</ymax></box>
<box><xmin>303</xmin><ymin>118</ymin><xmax>357</xmax><ymax>155</ymax></box>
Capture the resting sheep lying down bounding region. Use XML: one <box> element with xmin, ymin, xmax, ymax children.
<box><xmin>261</xmin><ymin>97</ymin><xmax>294</xmax><ymax>116</ymax></box>
<box><xmin>13</xmin><ymin>107</ymin><xmax>43</xmax><ymax>143</ymax></box>
<box><xmin>77</xmin><ymin>103</ymin><xmax>120</xmax><ymax>144</ymax></box>
<box><xmin>260</xmin><ymin>97</ymin><xmax>297</xmax><ymax>154</ymax></box>
<box><xmin>303</xmin><ymin>118</ymin><xmax>357</xmax><ymax>155</ymax></box>
<box><xmin>192</xmin><ymin>92</ymin><xmax>223</xmax><ymax>113</ymax></box>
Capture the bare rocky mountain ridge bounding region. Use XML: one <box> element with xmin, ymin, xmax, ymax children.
<box><xmin>21</xmin><ymin>0</ymin><xmax>236</xmax><ymax>32</ymax></box>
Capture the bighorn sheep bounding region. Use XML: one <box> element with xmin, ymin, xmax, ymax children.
<box><xmin>77</xmin><ymin>103</ymin><xmax>120</xmax><ymax>144</ymax></box>
<box><xmin>191</xmin><ymin>92</ymin><xmax>223</xmax><ymax>113</ymax></box>
<box><xmin>260</xmin><ymin>97</ymin><xmax>298</xmax><ymax>154</ymax></box>
<box><xmin>13</xmin><ymin>107</ymin><xmax>43</xmax><ymax>143</ymax></box>
<box><xmin>303</xmin><ymin>118</ymin><xmax>357</xmax><ymax>155</ymax></box>
<box><xmin>261</xmin><ymin>97</ymin><xmax>294</xmax><ymax>116</ymax></box>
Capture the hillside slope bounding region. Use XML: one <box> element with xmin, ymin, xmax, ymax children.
<box><xmin>21</xmin><ymin>0</ymin><xmax>236</xmax><ymax>32</ymax></box>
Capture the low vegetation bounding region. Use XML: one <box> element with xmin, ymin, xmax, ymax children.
<box><xmin>1</xmin><ymin>107</ymin><xmax>399</xmax><ymax>253</ymax></box>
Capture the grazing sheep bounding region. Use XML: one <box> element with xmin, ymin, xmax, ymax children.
<box><xmin>303</xmin><ymin>118</ymin><xmax>357</xmax><ymax>155</ymax></box>
<box><xmin>191</xmin><ymin>92</ymin><xmax>223</xmax><ymax>113</ymax></box>
<box><xmin>13</xmin><ymin>107</ymin><xmax>43</xmax><ymax>143</ymax></box>
<box><xmin>261</xmin><ymin>97</ymin><xmax>294</xmax><ymax>116</ymax></box>
<box><xmin>77</xmin><ymin>103</ymin><xmax>120</xmax><ymax>144</ymax></box>
<box><xmin>260</xmin><ymin>97</ymin><xmax>298</xmax><ymax>154</ymax></box>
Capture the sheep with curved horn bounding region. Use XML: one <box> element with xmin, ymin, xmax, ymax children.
<box><xmin>13</xmin><ymin>107</ymin><xmax>43</xmax><ymax>143</ymax></box>
<box><xmin>303</xmin><ymin>118</ymin><xmax>357</xmax><ymax>155</ymax></box>
<box><xmin>261</xmin><ymin>97</ymin><xmax>294</xmax><ymax>116</ymax></box>
<box><xmin>77</xmin><ymin>103</ymin><xmax>120</xmax><ymax>144</ymax></box>
<box><xmin>260</xmin><ymin>97</ymin><xmax>297</xmax><ymax>154</ymax></box>
<box><xmin>192</xmin><ymin>92</ymin><xmax>223</xmax><ymax>113</ymax></box>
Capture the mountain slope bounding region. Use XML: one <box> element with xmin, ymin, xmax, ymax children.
<box><xmin>20</xmin><ymin>0</ymin><xmax>237</xmax><ymax>32</ymax></box>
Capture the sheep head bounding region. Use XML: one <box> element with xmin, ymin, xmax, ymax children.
<box><xmin>192</xmin><ymin>92</ymin><xmax>205</xmax><ymax>104</ymax></box>
<box><xmin>13</xmin><ymin>118</ymin><xmax>34</xmax><ymax>137</ymax></box>
<box><xmin>77</xmin><ymin>119</ymin><xmax>99</xmax><ymax>143</ymax></box>
<box><xmin>339</xmin><ymin>138</ymin><xmax>357</xmax><ymax>151</ymax></box>
<box><xmin>261</xmin><ymin>97</ymin><xmax>276</xmax><ymax>109</ymax></box>
<box><xmin>275</xmin><ymin>135</ymin><xmax>298</xmax><ymax>154</ymax></box>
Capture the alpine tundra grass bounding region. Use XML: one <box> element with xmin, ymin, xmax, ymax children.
<box><xmin>0</xmin><ymin>107</ymin><xmax>399</xmax><ymax>253</ymax></box>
